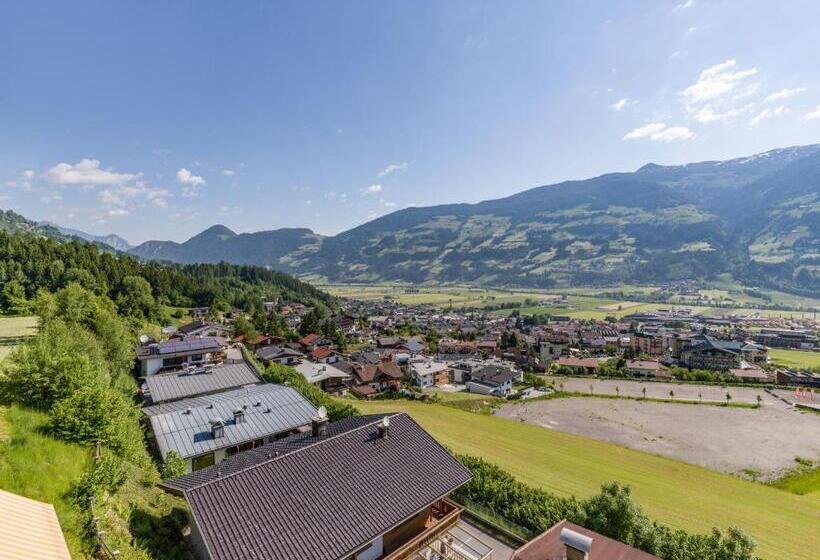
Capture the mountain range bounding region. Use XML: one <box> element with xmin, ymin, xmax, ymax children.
<box><xmin>39</xmin><ymin>221</ymin><xmax>133</xmax><ymax>252</ymax></box>
<box><xmin>124</xmin><ymin>144</ymin><xmax>819</xmax><ymax>296</ymax></box>
<box><xmin>5</xmin><ymin>144</ymin><xmax>818</xmax><ymax>296</ymax></box>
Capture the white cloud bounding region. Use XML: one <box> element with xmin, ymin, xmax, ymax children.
<box><xmin>377</xmin><ymin>162</ymin><xmax>408</xmax><ymax>178</ymax></box>
<box><xmin>623</xmin><ymin>123</ymin><xmax>667</xmax><ymax>140</ymax></box>
<box><xmin>674</xmin><ymin>0</ymin><xmax>694</xmax><ymax>10</ymax></box>
<box><xmin>107</xmin><ymin>208</ymin><xmax>129</xmax><ymax>217</ymax></box>
<box><xmin>44</xmin><ymin>159</ymin><xmax>139</xmax><ymax>187</ymax></box>
<box><xmin>98</xmin><ymin>182</ymin><xmax>170</xmax><ymax>209</ymax></box>
<box><xmin>99</xmin><ymin>189</ymin><xmax>124</xmax><ymax>206</ymax></box>
<box><xmin>651</xmin><ymin>126</ymin><xmax>695</xmax><ymax>142</ymax></box>
<box><xmin>610</xmin><ymin>98</ymin><xmax>630</xmax><ymax>111</ymax></box>
<box><xmin>763</xmin><ymin>87</ymin><xmax>806</xmax><ymax>103</ymax></box>
<box><xmin>177</xmin><ymin>168</ymin><xmax>206</xmax><ymax>197</ymax></box>
<box><xmin>364</xmin><ymin>184</ymin><xmax>383</xmax><ymax>195</ymax></box>
<box><xmin>222</xmin><ymin>169</ymin><xmax>236</xmax><ymax>176</ymax></box>
<box><xmin>681</xmin><ymin>59</ymin><xmax>758</xmax><ymax>107</ymax></box>
<box><xmin>177</xmin><ymin>168</ymin><xmax>205</xmax><ymax>186</ymax></box>
<box><xmin>381</xmin><ymin>200</ymin><xmax>398</xmax><ymax>208</ymax></box>
<box><xmin>692</xmin><ymin>103</ymin><xmax>753</xmax><ymax>124</ymax></box>
<box><xmin>623</xmin><ymin>122</ymin><xmax>694</xmax><ymax>142</ymax></box>
<box><xmin>22</xmin><ymin>170</ymin><xmax>34</xmax><ymax>179</ymax></box>
<box><xmin>749</xmin><ymin>105</ymin><xmax>789</xmax><ymax>126</ymax></box>
<box><xmin>803</xmin><ymin>105</ymin><xmax>820</xmax><ymax>120</ymax></box>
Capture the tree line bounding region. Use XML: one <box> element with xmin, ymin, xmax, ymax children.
<box><xmin>0</xmin><ymin>230</ymin><xmax>333</xmax><ymax>322</ymax></box>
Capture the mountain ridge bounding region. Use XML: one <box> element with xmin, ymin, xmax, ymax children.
<box><xmin>118</xmin><ymin>143</ymin><xmax>820</xmax><ymax>296</ymax></box>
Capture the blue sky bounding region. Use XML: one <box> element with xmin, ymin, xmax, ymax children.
<box><xmin>2</xmin><ymin>1</ymin><xmax>820</xmax><ymax>244</ymax></box>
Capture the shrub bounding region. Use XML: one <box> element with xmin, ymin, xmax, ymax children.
<box><xmin>1</xmin><ymin>320</ymin><xmax>109</xmax><ymax>409</ymax></box>
<box><xmin>49</xmin><ymin>385</ymin><xmax>143</xmax><ymax>461</ymax></box>
<box><xmin>160</xmin><ymin>451</ymin><xmax>187</xmax><ymax>480</ymax></box>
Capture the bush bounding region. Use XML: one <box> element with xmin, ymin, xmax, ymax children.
<box><xmin>454</xmin><ymin>454</ymin><xmax>758</xmax><ymax>560</ymax></box>
<box><xmin>72</xmin><ymin>453</ymin><xmax>127</xmax><ymax>508</ymax></box>
<box><xmin>1</xmin><ymin>320</ymin><xmax>109</xmax><ymax>409</ymax></box>
<box><xmin>49</xmin><ymin>385</ymin><xmax>144</xmax><ymax>461</ymax></box>
<box><xmin>160</xmin><ymin>451</ymin><xmax>187</xmax><ymax>480</ymax></box>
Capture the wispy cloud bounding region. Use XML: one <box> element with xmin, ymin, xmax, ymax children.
<box><xmin>623</xmin><ymin>122</ymin><xmax>694</xmax><ymax>143</ymax></box>
<box><xmin>749</xmin><ymin>106</ymin><xmax>788</xmax><ymax>126</ymax></box>
<box><xmin>674</xmin><ymin>0</ymin><xmax>694</xmax><ymax>10</ymax></box>
<box><xmin>680</xmin><ymin>60</ymin><xmax>758</xmax><ymax>124</ymax></box>
<box><xmin>377</xmin><ymin>162</ymin><xmax>408</xmax><ymax>178</ymax></box>
<box><xmin>610</xmin><ymin>98</ymin><xmax>631</xmax><ymax>111</ymax></box>
<box><xmin>763</xmin><ymin>87</ymin><xmax>806</xmax><ymax>103</ymax></box>
<box><xmin>803</xmin><ymin>105</ymin><xmax>820</xmax><ymax>120</ymax></box>
<box><xmin>363</xmin><ymin>184</ymin><xmax>383</xmax><ymax>195</ymax></box>
<box><xmin>222</xmin><ymin>169</ymin><xmax>236</xmax><ymax>177</ymax></box>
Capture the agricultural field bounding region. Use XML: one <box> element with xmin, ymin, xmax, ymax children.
<box><xmin>768</xmin><ymin>348</ymin><xmax>820</xmax><ymax>370</ymax></box>
<box><xmin>353</xmin><ymin>399</ymin><xmax>819</xmax><ymax>560</ymax></box>
<box><xmin>0</xmin><ymin>316</ymin><xmax>37</xmax><ymax>361</ymax></box>
<box><xmin>320</xmin><ymin>282</ymin><xmax>816</xmax><ymax>320</ymax></box>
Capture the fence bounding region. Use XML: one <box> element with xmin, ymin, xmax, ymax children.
<box><xmin>89</xmin><ymin>442</ymin><xmax>121</xmax><ymax>559</ymax></box>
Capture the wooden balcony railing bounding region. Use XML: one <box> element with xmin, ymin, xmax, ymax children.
<box><xmin>382</xmin><ymin>499</ymin><xmax>463</xmax><ymax>560</ymax></box>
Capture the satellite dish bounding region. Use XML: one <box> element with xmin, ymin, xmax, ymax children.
<box><xmin>139</xmin><ymin>334</ymin><xmax>150</xmax><ymax>344</ymax></box>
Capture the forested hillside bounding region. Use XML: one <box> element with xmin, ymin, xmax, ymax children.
<box><xmin>0</xmin><ymin>230</ymin><xmax>334</xmax><ymax>319</ymax></box>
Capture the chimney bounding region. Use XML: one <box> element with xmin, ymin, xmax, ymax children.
<box><xmin>210</xmin><ymin>419</ymin><xmax>225</xmax><ymax>439</ymax></box>
<box><xmin>311</xmin><ymin>406</ymin><xmax>329</xmax><ymax>437</ymax></box>
<box><xmin>234</xmin><ymin>409</ymin><xmax>246</xmax><ymax>424</ymax></box>
<box><xmin>377</xmin><ymin>416</ymin><xmax>390</xmax><ymax>439</ymax></box>
<box><xmin>560</xmin><ymin>527</ymin><xmax>592</xmax><ymax>560</ymax></box>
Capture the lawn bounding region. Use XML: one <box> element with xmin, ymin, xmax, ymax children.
<box><xmin>0</xmin><ymin>405</ymin><xmax>91</xmax><ymax>558</ymax></box>
<box><xmin>0</xmin><ymin>315</ymin><xmax>37</xmax><ymax>361</ymax></box>
<box><xmin>768</xmin><ymin>348</ymin><xmax>820</xmax><ymax>370</ymax></box>
<box><xmin>353</xmin><ymin>400</ymin><xmax>819</xmax><ymax>560</ymax></box>
<box><xmin>771</xmin><ymin>468</ymin><xmax>820</xmax><ymax>496</ymax></box>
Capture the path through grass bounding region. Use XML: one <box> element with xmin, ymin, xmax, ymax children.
<box><xmin>353</xmin><ymin>399</ymin><xmax>819</xmax><ymax>560</ymax></box>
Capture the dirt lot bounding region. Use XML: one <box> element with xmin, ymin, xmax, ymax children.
<box><xmin>553</xmin><ymin>377</ymin><xmax>779</xmax><ymax>405</ymax></box>
<box><xmin>496</xmin><ymin>392</ymin><xmax>820</xmax><ymax>479</ymax></box>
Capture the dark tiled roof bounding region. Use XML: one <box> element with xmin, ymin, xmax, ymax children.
<box><xmin>473</xmin><ymin>364</ymin><xmax>518</xmax><ymax>385</ymax></box>
<box><xmin>162</xmin><ymin>413</ymin><xmax>471</xmax><ymax>560</ymax></box>
<box><xmin>143</xmin><ymin>361</ymin><xmax>260</xmax><ymax>404</ymax></box>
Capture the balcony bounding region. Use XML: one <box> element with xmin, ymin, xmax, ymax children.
<box><xmin>383</xmin><ymin>500</ymin><xmax>493</xmax><ymax>560</ymax></box>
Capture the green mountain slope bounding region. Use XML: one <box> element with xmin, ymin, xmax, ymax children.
<box><xmin>124</xmin><ymin>144</ymin><xmax>820</xmax><ymax>295</ymax></box>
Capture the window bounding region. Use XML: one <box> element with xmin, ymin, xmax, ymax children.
<box><xmin>191</xmin><ymin>452</ymin><xmax>215</xmax><ymax>471</ymax></box>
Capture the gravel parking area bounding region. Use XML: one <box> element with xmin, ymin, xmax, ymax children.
<box><xmin>553</xmin><ymin>377</ymin><xmax>782</xmax><ymax>407</ymax></box>
<box><xmin>496</xmin><ymin>391</ymin><xmax>820</xmax><ymax>479</ymax></box>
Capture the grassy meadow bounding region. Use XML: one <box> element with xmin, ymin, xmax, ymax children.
<box><xmin>0</xmin><ymin>405</ymin><xmax>91</xmax><ymax>558</ymax></box>
<box><xmin>0</xmin><ymin>316</ymin><xmax>37</xmax><ymax>361</ymax></box>
<box><xmin>768</xmin><ymin>348</ymin><xmax>820</xmax><ymax>370</ymax></box>
<box><xmin>353</xmin><ymin>399</ymin><xmax>820</xmax><ymax>560</ymax></box>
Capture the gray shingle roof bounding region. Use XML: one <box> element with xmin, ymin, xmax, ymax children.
<box><xmin>161</xmin><ymin>413</ymin><xmax>471</xmax><ymax>560</ymax></box>
<box><xmin>144</xmin><ymin>384</ymin><xmax>316</xmax><ymax>459</ymax></box>
<box><xmin>143</xmin><ymin>362</ymin><xmax>261</xmax><ymax>404</ymax></box>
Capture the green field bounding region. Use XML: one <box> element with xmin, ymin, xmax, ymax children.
<box><xmin>769</xmin><ymin>348</ymin><xmax>820</xmax><ymax>370</ymax></box>
<box><xmin>0</xmin><ymin>316</ymin><xmax>37</xmax><ymax>361</ymax></box>
<box><xmin>320</xmin><ymin>282</ymin><xmax>818</xmax><ymax>320</ymax></box>
<box><xmin>0</xmin><ymin>405</ymin><xmax>91</xmax><ymax>558</ymax></box>
<box><xmin>353</xmin><ymin>400</ymin><xmax>819</xmax><ymax>560</ymax></box>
